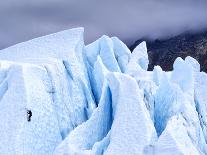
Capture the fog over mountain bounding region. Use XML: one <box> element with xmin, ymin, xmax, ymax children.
<box><xmin>1</xmin><ymin>0</ymin><xmax>207</xmax><ymax>49</ymax></box>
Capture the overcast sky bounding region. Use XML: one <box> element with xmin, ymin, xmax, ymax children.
<box><xmin>0</xmin><ymin>0</ymin><xmax>207</xmax><ymax>49</ymax></box>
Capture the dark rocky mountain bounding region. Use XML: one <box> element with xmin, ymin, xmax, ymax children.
<box><xmin>130</xmin><ymin>31</ymin><xmax>207</xmax><ymax>72</ymax></box>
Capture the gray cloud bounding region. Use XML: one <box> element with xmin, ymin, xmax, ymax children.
<box><xmin>0</xmin><ymin>0</ymin><xmax>207</xmax><ymax>49</ymax></box>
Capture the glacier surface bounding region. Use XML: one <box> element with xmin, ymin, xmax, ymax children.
<box><xmin>0</xmin><ymin>27</ymin><xmax>207</xmax><ymax>155</ymax></box>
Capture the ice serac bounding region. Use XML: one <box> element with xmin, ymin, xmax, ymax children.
<box><xmin>85</xmin><ymin>35</ymin><xmax>121</xmax><ymax>73</ymax></box>
<box><xmin>54</xmin><ymin>71</ymin><xmax>156</xmax><ymax>155</ymax></box>
<box><xmin>0</xmin><ymin>27</ymin><xmax>96</xmax><ymax>115</ymax></box>
<box><xmin>125</xmin><ymin>41</ymin><xmax>150</xmax><ymax>79</ymax></box>
<box><xmin>194</xmin><ymin>72</ymin><xmax>207</xmax><ymax>144</ymax></box>
<box><xmin>0</xmin><ymin>28</ymin><xmax>96</xmax><ymax>155</ymax></box>
<box><xmin>84</xmin><ymin>36</ymin><xmax>130</xmax><ymax>103</ymax></box>
<box><xmin>104</xmin><ymin>73</ymin><xmax>156</xmax><ymax>155</ymax></box>
<box><xmin>130</xmin><ymin>41</ymin><xmax>149</xmax><ymax>71</ymax></box>
<box><xmin>152</xmin><ymin>57</ymin><xmax>207</xmax><ymax>154</ymax></box>
<box><xmin>171</xmin><ymin>57</ymin><xmax>194</xmax><ymax>96</ymax></box>
<box><xmin>53</xmin><ymin>78</ymin><xmax>112</xmax><ymax>155</ymax></box>
<box><xmin>144</xmin><ymin>115</ymin><xmax>200</xmax><ymax>155</ymax></box>
<box><xmin>93</xmin><ymin>56</ymin><xmax>109</xmax><ymax>103</ymax></box>
<box><xmin>111</xmin><ymin>37</ymin><xmax>131</xmax><ymax>72</ymax></box>
<box><xmin>0</xmin><ymin>28</ymin><xmax>207</xmax><ymax>155</ymax></box>
<box><xmin>125</xmin><ymin>42</ymin><xmax>157</xmax><ymax>123</ymax></box>
<box><xmin>0</xmin><ymin>27</ymin><xmax>96</xmax><ymax>118</ymax></box>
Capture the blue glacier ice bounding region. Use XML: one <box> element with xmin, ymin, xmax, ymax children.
<box><xmin>0</xmin><ymin>28</ymin><xmax>207</xmax><ymax>155</ymax></box>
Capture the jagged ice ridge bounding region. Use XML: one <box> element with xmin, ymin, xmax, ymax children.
<box><xmin>0</xmin><ymin>28</ymin><xmax>207</xmax><ymax>155</ymax></box>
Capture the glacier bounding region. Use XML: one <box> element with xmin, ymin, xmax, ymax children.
<box><xmin>0</xmin><ymin>27</ymin><xmax>207</xmax><ymax>155</ymax></box>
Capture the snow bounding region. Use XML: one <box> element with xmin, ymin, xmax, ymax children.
<box><xmin>0</xmin><ymin>28</ymin><xmax>207</xmax><ymax>155</ymax></box>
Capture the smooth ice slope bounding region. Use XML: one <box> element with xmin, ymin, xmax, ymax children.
<box><xmin>0</xmin><ymin>28</ymin><xmax>207</xmax><ymax>155</ymax></box>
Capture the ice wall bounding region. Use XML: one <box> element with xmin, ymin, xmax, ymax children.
<box><xmin>0</xmin><ymin>28</ymin><xmax>96</xmax><ymax>155</ymax></box>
